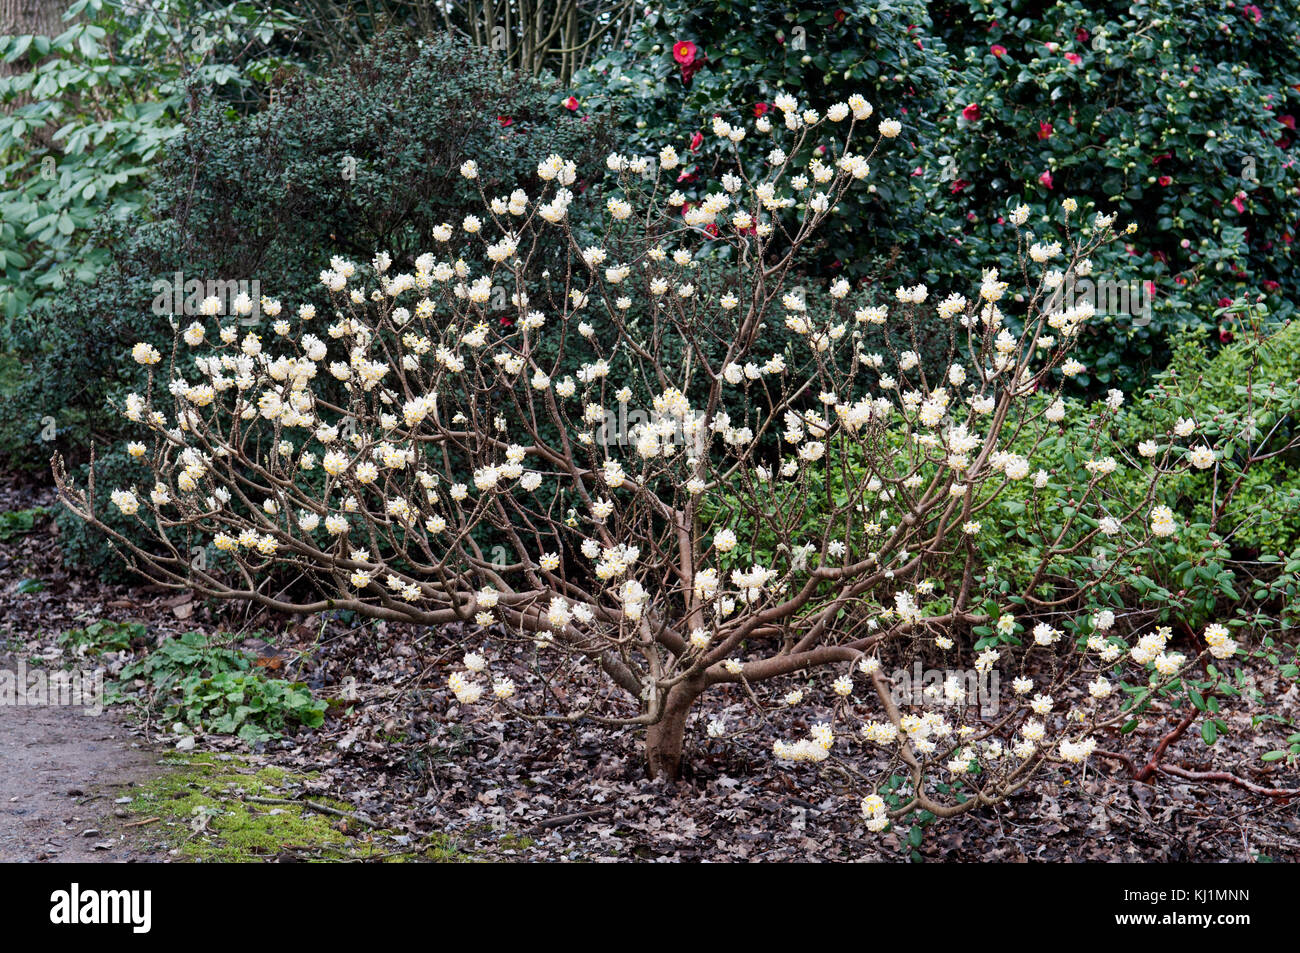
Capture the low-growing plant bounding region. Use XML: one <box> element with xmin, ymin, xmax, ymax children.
<box><xmin>119</xmin><ymin>630</ymin><xmax>325</xmax><ymax>742</ymax></box>
<box><xmin>57</xmin><ymin>96</ymin><xmax>1297</xmax><ymax>834</ymax></box>
<box><xmin>0</xmin><ymin>506</ymin><xmax>49</xmax><ymax>541</ymax></box>
<box><xmin>164</xmin><ymin>669</ymin><xmax>326</xmax><ymax>743</ymax></box>
<box><xmin>58</xmin><ymin>618</ymin><xmax>146</xmax><ymax>654</ymax></box>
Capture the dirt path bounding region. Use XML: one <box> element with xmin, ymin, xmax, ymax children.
<box><xmin>0</xmin><ymin>693</ymin><xmax>165</xmax><ymax>862</ymax></box>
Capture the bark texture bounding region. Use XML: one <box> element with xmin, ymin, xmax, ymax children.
<box><xmin>644</xmin><ymin>676</ymin><xmax>705</xmax><ymax>781</ymax></box>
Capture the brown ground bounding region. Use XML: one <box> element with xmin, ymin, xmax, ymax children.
<box><xmin>0</xmin><ymin>698</ymin><xmax>164</xmax><ymax>862</ymax></box>
<box><xmin>2</xmin><ymin>478</ymin><xmax>1298</xmax><ymax>862</ymax></box>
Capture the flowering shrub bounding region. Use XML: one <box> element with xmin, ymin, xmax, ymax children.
<box><xmin>571</xmin><ymin>0</ymin><xmax>953</xmax><ymax>283</ymax></box>
<box><xmin>933</xmin><ymin>0</ymin><xmax>1300</xmax><ymax>390</ymax></box>
<box><xmin>980</xmin><ymin>309</ymin><xmax>1300</xmax><ymax>636</ymax></box>
<box><xmin>573</xmin><ymin>1</ymin><xmax>1300</xmax><ymax>393</ymax></box>
<box><xmin>56</xmin><ymin>96</ymin><xmax>1295</xmax><ymax>832</ymax></box>
<box><xmin>28</xmin><ymin>33</ymin><xmax>607</xmax><ymax>575</ymax></box>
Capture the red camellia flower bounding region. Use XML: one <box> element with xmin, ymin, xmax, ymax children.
<box><xmin>991</xmin><ymin>43</ymin><xmax>1007</xmax><ymax>57</ymax></box>
<box><xmin>1263</xmin><ymin>279</ymin><xmax>1281</xmax><ymax>292</ymax></box>
<box><xmin>1231</xmin><ymin>193</ymin><xmax>1246</xmax><ymax>213</ymax></box>
<box><xmin>563</xmin><ymin>96</ymin><xmax>579</xmax><ymax>111</ymax></box>
<box><xmin>498</xmin><ymin>116</ymin><xmax>513</xmax><ymax>127</ymax></box>
<box><xmin>1076</xmin><ymin>28</ymin><xmax>1089</xmax><ymax>43</ymax></box>
<box><xmin>1038</xmin><ymin>170</ymin><xmax>1054</xmax><ymax>189</ymax></box>
<box><xmin>1158</xmin><ymin>175</ymin><xmax>1172</xmax><ymax>186</ymax></box>
<box><xmin>833</xmin><ymin>9</ymin><xmax>846</xmax><ymax>23</ymax></box>
<box><xmin>753</xmin><ymin>102</ymin><xmax>769</xmax><ymax>118</ymax></box>
<box><xmin>1217</xmin><ymin>297</ymin><xmax>1233</xmax><ymax>307</ymax></box>
<box><xmin>1279</xmin><ymin>114</ymin><xmax>1297</xmax><ymax>130</ymax></box>
<box><xmin>1064</xmin><ymin>52</ymin><xmax>1082</xmax><ymax>65</ymax></box>
<box><xmin>689</xmin><ymin>131</ymin><xmax>703</xmax><ymax>151</ymax></box>
<box><xmin>961</xmin><ymin>103</ymin><xmax>980</xmax><ymax>121</ymax></box>
<box><xmin>951</xmin><ymin>179</ymin><xmax>969</xmax><ymax>194</ymax></box>
<box><xmin>672</xmin><ymin>40</ymin><xmax>704</xmax><ymax>83</ymax></box>
<box><xmin>1037</xmin><ymin>121</ymin><xmax>1053</xmax><ymax>140</ymax></box>
<box><xmin>1242</xmin><ymin>4</ymin><xmax>1263</xmax><ymax>24</ymax></box>
<box><xmin>704</xmin><ymin>223</ymin><xmax>720</xmax><ymax>238</ymax></box>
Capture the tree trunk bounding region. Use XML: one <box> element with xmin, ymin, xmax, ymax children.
<box><xmin>644</xmin><ymin>676</ymin><xmax>705</xmax><ymax>781</ymax></box>
<box><xmin>1</xmin><ymin>0</ymin><xmax>66</xmax><ymax>119</ymax></box>
<box><xmin>0</xmin><ymin>0</ymin><xmax>64</xmax><ymax>66</ymax></box>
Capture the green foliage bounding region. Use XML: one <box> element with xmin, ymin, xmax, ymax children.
<box><xmin>121</xmin><ymin>630</ymin><xmax>255</xmax><ymax>688</ymax></box>
<box><xmin>26</xmin><ymin>32</ymin><xmax>606</xmax><ymax>574</ymax></box>
<box><xmin>574</xmin><ymin>0</ymin><xmax>1300</xmax><ymax>391</ymax></box>
<box><xmin>571</xmin><ymin>0</ymin><xmax>954</xmax><ymax>284</ymax></box>
<box><xmin>932</xmin><ymin>0</ymin><xmax>1300</xmax><ymax>389</ymax></box>
<box><xmin>979</xmin><ymin>311</ymin><xmax>1300</xmax><ymax>634</ymax></box>
<box><xmin>58</xmin><ymin>618</ymin><xmax>146</xmax><ymax>653</ymax></box>
<box><xmin>705</xmin><ymin>310</ymin><xmax>1300</xmax><ymax>643</ymax></box>
<box><xmin>167</xmin><ymin>670</ymin><xmax>326</xmax><ymax>743</ymax></box>
<box><xmin>0</xmin><ymin>0</ymin><xmax>301</xmax><ymax>334</ymax></box>
<box><xmin>120</xmin><ymin>630</ymin><xmax>325</xmax><ymax>743</ymax></box>
<box><xmin>1261</xmin><ymin>733</ymin><xmax>1300</xmax><ymax>766</ymax></box>
<box><xmin>0</xmin><ymin>505</ymin><xmax>48</xmax><ymax>540</ymax></box>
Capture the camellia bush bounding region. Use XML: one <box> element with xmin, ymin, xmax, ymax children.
<box><xmin>56</xmin><ymin>95</ymin><xmax>1295</xmax><ymax>831</ymax></box>
<box><xmin>572</xmin><ymin>1</ymin><xmax>1300</xmax><ymax>395</ymax></box>
<box><xmin>931</xmin><ymin>0</ymin><xmax>1300</xmax><ymax>391</ymax></box>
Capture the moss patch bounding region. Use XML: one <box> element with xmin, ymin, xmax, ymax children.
<box><xmin>126</xmin><ymin>752</ymin><xmax>461</xmax><ymax>862</ymax></box>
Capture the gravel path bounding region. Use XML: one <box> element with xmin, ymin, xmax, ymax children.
<box><xmin>0</xmin><ymin>685</ymin><xmax>164</xmax><ymax>862</ymax></box>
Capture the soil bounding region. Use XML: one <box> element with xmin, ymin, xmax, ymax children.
<box><xmin>2</xmin><ymin>476</ymin><xmax>1298</xmax><ymax>863</ymax></box>
<box><xmin>0</xmin><ymin>695</ymin><xmax>165</xmax><ymax>862</ymax></box>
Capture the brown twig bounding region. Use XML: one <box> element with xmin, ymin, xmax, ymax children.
<box><xmin>533</xmin><ymin>806</ymin><xmax>615</xmax><ymax>829</ymax></box>
<box><xmin>1156</xmin><ymin>764</ymin><xmax>1300</xmax><ymax>799</ymax></box>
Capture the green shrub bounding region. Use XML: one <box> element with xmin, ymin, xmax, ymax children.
<box><xmin>932</xmin><ymin>0</ymin><xmax>1300</xmax><ymax>389</ymax></box>
<box><xmin>0</xmin><ymin>504</ymin><xmax>48</xmax><ymax>541</ymax></box>
<box><xmin>58</xmin><ymin>618</ymin><xmax>146</xmax><ymax>654</ymax></box>
<box><xmin>23</xmin><ymin>32</ymin><xmax>608</xmax><ymax>576</ymax></box>
<box><xmin>978</xmin><ymin>307</ymin><xmax>1300</xmax><ymax>633</ymax></box>
<box><xmin>0</xmin><ymin>0</ymin><xmax>300</xmax><ymax>333</ymax></box>
<box><xmin>574</xmin><ymin>1</ymin><xmax>1300</xmax><ymax>391</ymax></box>
<box><xmin>705</xmin><ymin>306</ymin><xmax>1300</xmax><ymax>637</ymax></box>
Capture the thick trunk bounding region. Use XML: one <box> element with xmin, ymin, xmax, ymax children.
<box><xmin>1</xmin><ymin>0</ymin><xmax>66</xmax><ymax>121</ymax></box>
<box><xmin>644</xmin><ymin>677</ymin><xmax>704</xmax><ymax>781</ymax></box>
<box><xmin>0</xmin><ymin>0</ymin><xmax>64</xmax><ymax>65</ymax></box>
